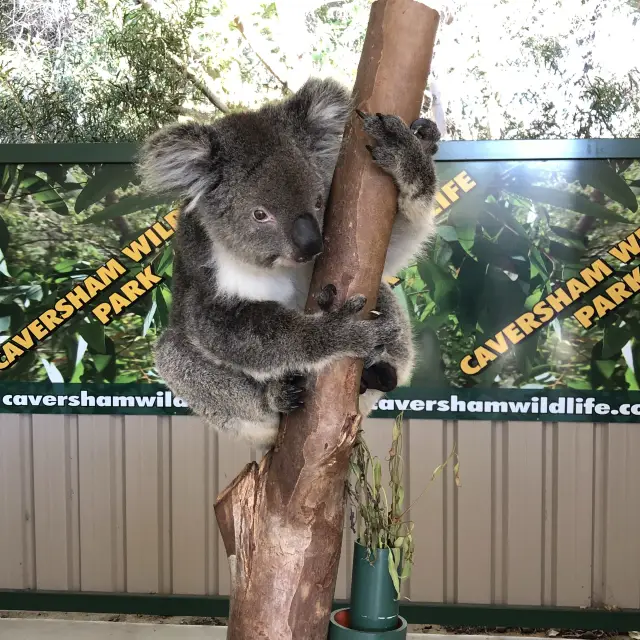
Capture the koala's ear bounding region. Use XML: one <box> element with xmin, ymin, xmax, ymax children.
<box><xmin>285</xmin><ymin>77</ymin><xmax>352</xmax><ymax>163</ymax></box>
<box><xmin>136</xmin><ymin>122</ymin><xmax>220</xmax><ymax>202</ymax></box>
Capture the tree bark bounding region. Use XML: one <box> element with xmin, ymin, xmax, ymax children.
<box><xmin>214</xmin><ymin>2</ymin><xmax>440</xmax><ymax>638</ymax></box>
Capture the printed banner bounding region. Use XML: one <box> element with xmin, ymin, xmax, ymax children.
<box><xmin>1</xmin><ymin>155</ymin><xmax>639</xmax><ymax>422</ymax></box>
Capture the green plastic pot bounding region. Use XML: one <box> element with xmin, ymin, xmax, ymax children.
<box><xmin>349</xmin><ymin>541</ymin><xmax>401</xmax><ymax>632</ymax></box>
<box><xmin>328</xmin><ymin>608</ymin><xmax>407</xmax><ymax>639</ymax></box>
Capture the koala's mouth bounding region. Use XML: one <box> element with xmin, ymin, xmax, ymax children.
<box><xmin>270</xmin><ymin>254</ymin><xmax>320</xmax><ymax>269</ymax></box>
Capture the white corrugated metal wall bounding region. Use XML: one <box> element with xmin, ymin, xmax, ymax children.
<box><xmin>1</xmin><ymin>414</ymin><xmax>639</xmax><ymax>608</ymax></box>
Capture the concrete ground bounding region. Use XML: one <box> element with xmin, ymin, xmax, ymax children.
<box><xmin>0</xmin><ymin>618</ymin><xmax>529</xmax><ymax>640</ymax></box>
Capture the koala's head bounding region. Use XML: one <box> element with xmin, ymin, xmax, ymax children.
<box><xmin>137</xmin><ymin>78</ymin><xmax>351</xmax><ymax>269</ymax></box>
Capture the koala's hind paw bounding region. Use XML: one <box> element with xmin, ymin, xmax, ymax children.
<box><xmin>360</xmin><ymin>361</ymin><xmax>398</xmax><ymax>394</ymax></box>
<box><xmin>267</xmin><ymin>374</ymin><xmax>306</xmax><ymax>414</ymax></box>
<box><xmin>316</xmin><ymin>283</ymin><xmax>337</xmax><ymax>312</ymax></box>
<box><xmin>410</xmin><ymin>117</ymin><xmax>440</xmax><ymax>154</ymax></box>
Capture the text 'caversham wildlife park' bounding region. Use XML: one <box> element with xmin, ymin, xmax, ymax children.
<box><xmin>0</xmin><ymin>210</ymin><xmax>179</xmax><ymax>370</ymax></box>
<box><xmin>460</xmin><ymin>227</ymin><xmax>640</xmax><ymax>375</ymax></box>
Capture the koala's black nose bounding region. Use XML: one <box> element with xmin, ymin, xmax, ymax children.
<box><xmin>291</xmin><ymin>214</ymin><xmax>323</xmax><ymax>262</ymax></box>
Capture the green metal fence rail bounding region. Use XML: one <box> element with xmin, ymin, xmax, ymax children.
<box><xmin>1</xmin><ymin>591</ymin><xmax>640</xmax><ymax>631</ymax></box>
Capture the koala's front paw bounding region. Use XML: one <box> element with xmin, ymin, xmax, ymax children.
<box><xmin>360</xmin><ymin>361</ymin><xmax>398</xmax><ymax>394</ymax></box>
<box><xmin>266</xmin><ymin>374</ymin><xmax>306</xmax><ymax>414</ymax></box>
<box><xmin>328</xmin><ymin>294</ymin><xmax>402</xmax><ymax>359</ymax></box>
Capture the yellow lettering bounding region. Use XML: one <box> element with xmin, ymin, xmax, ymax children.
<box><xmin>566</xmin><ymin>277</ymin><xmax>590</xmax><ymax>299</ymax></box>
<box><xmin>95</xmin><ymin>258</ymin><xmax>127</xmax><ymax>287</ymax></box>
<box><xmin>40</xmin><ymin>309</ymin><xmax>63</xmax><ymax>332</ymax></box>
<box><xmin>573</xmin><ymin>305</ymin><xmax>595</xmax><ymax>329</ymax></box>
<box><xmin>121</xmin><ymin>280</ymin><xmax>145</xmax><ymax>302</ymax></box>
<box><xmin>485</xmin><ymin>332</ymin><xmax>509</xmax><ymax>354</ymax></box>
<box><xmin>606</xmin><ymin>281</ymin><xmax>633</xmax><ymax>306</ymax></box>
<box><xmin>608</xmin><ymin>228</ymin><xmax>640</xmax><ymax>264</ymax></box>
<box><xmin>82</xmin><ymin>276</ymin><xmax>106</xmax><ymax>298</ymax></box>
<box><xmin>533</xmin><ymin>300</ymin><xmax>555</xmax><ymax>323</ymax></box>
<box><xmin>593</xmin><ymin>294</ymin><xmax>616</xmax><ymax>318</ymax></box>
<box><xmin>623</xmin><ymin>267</ymin><xmax>640</xmax><ymax>292</ymax></box>
<box><xmin>3</xmin><ymin>341</ymin><xmax>24</xmax><ymax>364</ymax></box>
<box><xmin>55</xmin><ymin>297</ymin><xmax>75</xmax><ymax>320</ymax></box>
<box><xmin>460</xmin><ymin>355</ymin><xmax>481</xmax><ymax>375</ymax></box>
<box><xmin>12</xmin><ymin>328</ymin><xmax>35</xmax><ymax>350</ymax></box>
<box><xmin>121</xmin><ymin>234</ymin><xmax>152</xmax><ymax>262</ymax></box>
<box><xmin>454</xmin><ymin>170</ymin><xmax>476</xmax><ymax>192</ymax></box>
<box><xmin>580</xmin><ymin>259</ymin><xmax>614</xmax><ymax>288</ymax></box>
<box><xmin>92</xmin><ymin>303</ymin><xmax>112</xmax><ymax>325</ymax></box>
<box><xmin>442</xmin><ymin>180</ymin><xmax>460</xmax><ymax>203</ymax></box>
<box><xmin>136</xmin><ymin>265</ymin><xmax>162</xmax><ymax>290</ymax></box>
<box><xmin>515</xmin><ymin>312</ymin><xmax>542</xmax><ymax>335</ymax></box>
<box><xmin>474</xmin><ymin>346</ymin><xmax>497</xmax><ymax>369</ymax></box>
<box><xmin>109</xmin><ymin>292</ymin><xmax>131</xmax><ymax>314</ymax></box>
<box><xmin>67</xmin><ymin>284</ymin><xmax>91</xmax><ymax>309</ymax></box>
<box><xmin>503</xmin><ymin>322</ymin><xmax>525</xmax><ymax>344</ymax></box>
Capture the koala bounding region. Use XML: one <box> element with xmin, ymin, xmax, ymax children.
<box><xmin>137</xmin><ymin>77</ymin><xmax>440</xmax><ymax>448</ymax></box>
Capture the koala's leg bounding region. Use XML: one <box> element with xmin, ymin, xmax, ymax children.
<box><xmin>357</xmin><ymin>111</ymin><xmax>441</xmax><ymax>276</ymax></box>
<box><xmin>155</xmin><ymin>329</ymin><xmax>305</xmax><ymax>448</ymax></box>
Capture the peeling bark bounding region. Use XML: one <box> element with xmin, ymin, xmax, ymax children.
<box><xmin>215</xmin><ymin>2</ymin><xmax>440</xmax><ymax>638</ymax></box>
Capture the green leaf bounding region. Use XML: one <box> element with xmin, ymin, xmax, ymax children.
<box><xmin>93</xmin><ymin>354</ymin><xmax>112</xmax><ymax>372</ymax></box>
<box><xmin>54</xmin><ymin>258</ymin><xmax>77</xmax><ymax>273</ymax></box>
<box><xmin>566</xmin><ymin>160</ymin><xmax>638</xmax><ymax>212</ymax></box>
<box><xmin>456</xmin><ymin>224</ymin><xmax>476</xmax><ymax>252</ymax></box>
<box><xmin>79</xmin><ymin>322</ymin><xmax>106</xmax><ymax>353</ymax></box>
<box><xmin>155</xmin><ymin>245</ymin><xmax>174</xmax><ymax>276</ymax></box>
<box><xmin>373</xmin><ymin>460</ymin><xmax>382</xmax><ymax>491</ymax></box>
<box><xmin>595</xmin><ymin>359</ymin><xmax>616</xmax><ymax>378</ymax></box>
<box><xmin>19</xmin><ymin>172</ymin><xmax>69</xmax><ymax>215</ymax></box>
<box><xmin>549</xmin><ymin>225</ymin><xmax>586</xmax><ymax>248</ymax></box>
<box><xmin>602</xmin><ymin>324</ymin><xmax>632</xmax><ymax>359</ymax></box>
<box><xmin>437</xmin><ymin>226</ymin><xmax>458</xmax><ymax>242</ymax></box>
<box><xmin>417</xmin><ymin>261</ymin><xmax>456</xmax><ymax>308</ymax></box>
<box><xmin>506</xmin><ymin>181</ymin><xmax>630</xmax><ymax>223</ymax></box>
<box><xmin>548</xmin><ymin>240</ymin><xmax>585</xmax><ymax>264</ymax></box>
<box><xmin>75</xmin><ymin>164</ymin><xmax>136</xmax><ymax>213</ymax></box>
<box><xmin>81</xmin><ymin>194</ymin><xmax>169</xmax><ymax>223</ymax></box>
<box><xmin>1</xmin><ymin>165</ymin><xmax>17</xmax><ymax>192</ymax></box>
<box><xmin>625</xmin><ymin>368</ymin><xmax>639</xmax><ymax>391</ymax></box>
<box><xmin>387</xmin><ymin>551</ymin><xmax>400</xmax><ymax>596</ymax></box>
<box><xmin>143</xmin><ymin>300</ymin><xmax>157</xmax><ymax>337</ymax></box>
<box><xmin>0</xmin><ymin>215</ymin><xmax>9</xmax><ymax>255</ymax></box>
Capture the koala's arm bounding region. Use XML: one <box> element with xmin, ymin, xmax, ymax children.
<box><xmin>184</xmin><ymin>292</ymin><xmax>399</xmax><ymax>379</ymax></box>
<box><xmin>358</xmin><ymin>113</ymin><xmax>441</xmax><ymax>277</ymax></box>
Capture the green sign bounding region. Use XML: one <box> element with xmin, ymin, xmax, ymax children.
<box><xmin>1</xmin><ymin>150</ymin><xmax>640</xmax><ymax>422</ymax></box>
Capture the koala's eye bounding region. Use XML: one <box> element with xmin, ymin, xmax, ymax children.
<box><xmin>253</xmin><ymin>208</ymin><xmax>270</xmax><ymax>222</ymax></box>
<box><xmin>315</xmin><ymin>194</ymin><xmax>323</xmax><ymax>209</ymax></box>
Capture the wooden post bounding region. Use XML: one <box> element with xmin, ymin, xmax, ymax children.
<box><xmin>215</xmin><ymin>2</ymin><xmax>440</xmax><ymax>638</ymax></box>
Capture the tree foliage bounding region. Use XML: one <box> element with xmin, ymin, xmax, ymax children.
<box><xmin>1</xmin><ymin>0</ymin><xmax>638</xmax><ymax>143</ymax></box>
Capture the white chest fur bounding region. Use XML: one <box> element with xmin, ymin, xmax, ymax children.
<box><xmin>212</xmin><ymin>248</ymin><xmax>313</xmax><ymax>309</ymax></box>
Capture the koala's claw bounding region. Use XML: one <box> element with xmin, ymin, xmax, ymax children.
<box><xmin>316</xmin><ymin>283</ymin><xmax>337</xmax><ymax>311</ymax></box>
<box><xmin>355</xmin><ymin>108</ymin><xmax>367</xmax><ymax>120</ymax></box>
<box><xmin>268</xmin><ymin>374</ymin><xmax>307</xmax><ymax>414</ymax></box>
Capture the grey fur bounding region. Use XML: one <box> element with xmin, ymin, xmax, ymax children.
<box><xmin>137</xmin><ymin>78</ymin><xmax>440</xmax><ymax>448</ymax></box>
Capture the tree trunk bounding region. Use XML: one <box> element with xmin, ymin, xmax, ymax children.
<box><xmin>214</xmin><ymin>2</ymin><xmax>440</xmax><ymax>638</ymax></box>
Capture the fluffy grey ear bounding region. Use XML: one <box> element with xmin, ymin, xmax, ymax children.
<box><xmin>285</xmin><ymin>77</ymin><xmax>352</xmax><ymax>165</ymax></box>
<box><xmin>136</xmin><ymin>122</ymin><xmax>220</xmax><ymax>203</ymax></box>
